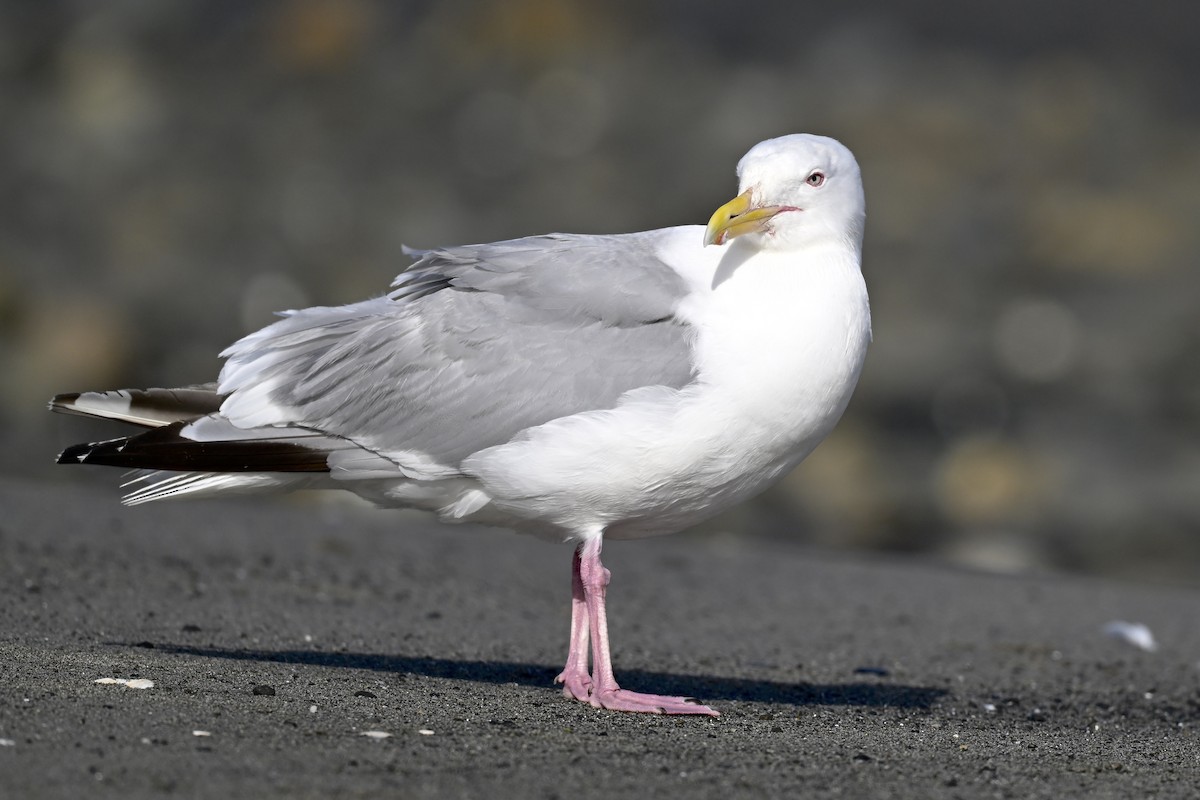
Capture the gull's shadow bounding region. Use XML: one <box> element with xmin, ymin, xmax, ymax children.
<box><xmin>148</xmin><ymin>643</ymin><xmax>948</xmax><ymax>709</ymax></box>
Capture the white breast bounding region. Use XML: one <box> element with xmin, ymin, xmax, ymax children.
<box><xmin>683</xmin><ymin>240</ymin><xmax>871</xmax><ymax>459</ymax></box>
<box><xmin>461</xmin><ymin>229</ymin><xmax>871</xmax><ymax>541</ymax></box>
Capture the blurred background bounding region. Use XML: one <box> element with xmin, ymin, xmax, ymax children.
<box><xmin>3</xmin><ymin>0</ymin><xmax>1198</xmax><ymax>585</ymax></box>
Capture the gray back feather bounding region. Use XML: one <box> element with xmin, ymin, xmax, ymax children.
<box><xmin>220</xmin><ymin>232</ymin><xmax>696</xmax><ymax>466</ymax></box>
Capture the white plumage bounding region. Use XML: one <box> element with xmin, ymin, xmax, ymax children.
<box><xmin>52</xmin><ymin>133</ymin><xmax>870</xmax><ymax>715</ymax></box>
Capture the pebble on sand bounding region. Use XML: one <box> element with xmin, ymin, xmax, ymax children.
<box><xmin>94</xmin><ymin>677</ymin><xmax>155</xmax><ymax>689</ymax></box>
<box><xmin>360</xmin><ymin>730</ymin><xmax>392</xmax><ymax>739</ymax></box>
<box><xmin>1102</xmin><ymin>621</ymin><xmax>1158</xmax><ymax>652</ymax></box>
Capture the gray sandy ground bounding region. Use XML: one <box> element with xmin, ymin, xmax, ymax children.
<box><xmin>1</xmin><ymin>475</ymin><xmax>1198</xmax><ymax>798</ymax></box>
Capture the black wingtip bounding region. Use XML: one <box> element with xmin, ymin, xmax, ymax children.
<box><xmin>56</xmin><ymin>436</ymin><xmax>129</xmax><ymax>465</ymax></box>
<box><xmin>55</xmin><ymin>423</ymin><xmax>331</xmax><ymax>473</ymax></box>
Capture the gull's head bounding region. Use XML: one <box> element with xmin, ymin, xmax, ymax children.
<box><xmin>704</xmin><ymin>134</ymin><xmax>865</xmax><ymax>253</ymax></box>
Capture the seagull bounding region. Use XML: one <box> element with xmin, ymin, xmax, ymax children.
<box><xmin>50</xmin><ymin>133</ymin><xmax>871</xmax><ymax>716</ymax></box>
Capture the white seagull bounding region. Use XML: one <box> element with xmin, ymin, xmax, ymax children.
<box><xmin>51</xmin><ymin>133</ymin><xmax>871</xmax><ymax>716</ymax></box>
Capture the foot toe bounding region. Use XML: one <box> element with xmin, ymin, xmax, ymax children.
<box><xmin>591</xmin><ymin>688</ymin><xmax>718</xmax><ymax>716</ymax></box>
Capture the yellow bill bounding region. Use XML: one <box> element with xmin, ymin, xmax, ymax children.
<box><xmin>703</xmin><ymin>190</ymin><xmax>789</xmax><ymax>246</ymax></box>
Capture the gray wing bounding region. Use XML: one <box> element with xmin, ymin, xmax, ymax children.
<box><xmin>218</xmin><ymin>232</ymin><xmax>696</xmax><ymax>471</ymax></box>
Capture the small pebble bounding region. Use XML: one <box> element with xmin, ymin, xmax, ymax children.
<box><xmin>418</xmin><ymin>729</ymin><xmax>435</xmax><ymax>736</ymax></box>
<box><xmin>360</xmin><ymin>730</ymin><xmax>392</xmax><ymax>739</ymax></box>
<box><xmin>1102</xmin><ymin>621</ymin><xmax>1158</xmax><ymax>652</ymax></box>
<box><xmin>0</xmin><ymin>739</ymin><xmax>15</xmax><ymax>747</ymax></box>
<box><xmin>94</xmin><ymin>677</ymin><xmax>154</xmax><ymax>689</ymax></box>
<box><xmin>251</xmin><ymin>685</ymin><xmax>276</xmax><ymax>696</ymax></box>
<box><xmin>192</xmin><ymin>730</ymin><xmax>211</xmax><ymax>737</ymax></box>
<box><xmin>354</xmin><ymin>690</ymin><xmax>377</xmax><ymax>698</ymax></box>
<box><xmin>853</xmin><ymin>666</ymin><xmax>890</xmax><ymax>677</ymax></box>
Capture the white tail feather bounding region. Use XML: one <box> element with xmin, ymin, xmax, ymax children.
<box><xmin>121</xmin><ymin>471</ymin><xmax>308</xmax><ymax>505</ymax></box>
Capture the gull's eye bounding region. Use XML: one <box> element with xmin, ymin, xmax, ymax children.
<box><xmin>806</xmin><ymin>171</ymin><xmax>826</xmax><ymax>187</ymax></box>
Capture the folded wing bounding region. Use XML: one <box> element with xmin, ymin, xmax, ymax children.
<box><xmin>217</xmin><ymin>232</ymin><xmax>697</xmax><ymax>475</ymax></box>
<box><xmin>54</xmin><ymin>231</ymin><xmax>699</xmax><ymax>497</ymax></box>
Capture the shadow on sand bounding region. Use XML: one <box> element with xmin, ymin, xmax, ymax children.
<box><xmin>147</xmin><ymin>643</ymin><xmax>948</xmax><ymax>709</ymax></box>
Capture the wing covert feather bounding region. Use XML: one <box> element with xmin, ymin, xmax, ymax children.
<box><xmin>219</xmin><ymin>232</ymin><xmax>696</xmax><ymax>466</ymax></box>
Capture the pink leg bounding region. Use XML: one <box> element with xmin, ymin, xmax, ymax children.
<box><xmin>566</xmin><ymin>537</ymin><xmax>718</xmax><ymax>716</ymax></box>
<box><xmin>554</xmin><ymin>545</ymin><xmax>592</xmax><ymax>701</ymax></box>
